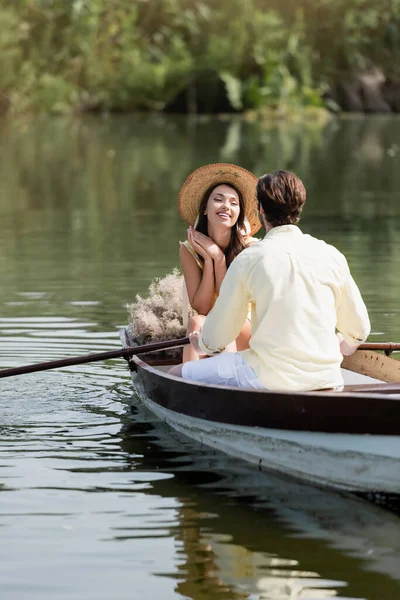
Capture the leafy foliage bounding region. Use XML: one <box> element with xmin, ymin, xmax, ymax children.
<box><xmin>1</xmin><ymin>0</ymin><xmax>400</xmax><ymax>114</ymax></box>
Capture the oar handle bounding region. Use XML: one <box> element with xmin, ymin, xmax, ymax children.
<box><xmin>0</xmin><ymin>337</ymin><xmax>190</xmax><ymax>378</ymax></box>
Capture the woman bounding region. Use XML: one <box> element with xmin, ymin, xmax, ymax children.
<box><xmin>178</xmin><ymin>163</ymin><xmax>261</xmax><ymax>362</ymax></box>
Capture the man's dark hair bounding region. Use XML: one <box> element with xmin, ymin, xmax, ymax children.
<box><xmin>257</xmin><ymin>170</ymin><xmax>306</xmax><ymax>227</ymax></box>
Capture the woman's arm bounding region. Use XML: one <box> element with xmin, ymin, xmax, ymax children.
<box><xmin>179</xmin><ymin>245</ymin><xmax>215</xmax><ymax>315</ymax></box>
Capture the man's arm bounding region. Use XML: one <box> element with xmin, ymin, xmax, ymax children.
<box><xmin>336</xmin><ymin>267</ymin><xmax>371</xmax><ymax>355</ymax></box>
<box><xmin>197</xmin><ymin>256</ymin><xmax>250</xmax><ymax>356</ymax></box>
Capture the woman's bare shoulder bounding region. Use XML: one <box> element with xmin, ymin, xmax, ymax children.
<box><xmin>179</xmin><ymin>241</ymin><xmax>203</xmax><ymax>270</ymax></box>
<box><xmin>179</xmin><ymin>240</ymin><xmax>195</xmax><ymax>260</ymax></box>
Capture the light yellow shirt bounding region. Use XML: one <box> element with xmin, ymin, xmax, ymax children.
<box><xmin>199</xmin><ymin>225</ymin><xmax>371</xmax><ymax>391</ymax></box>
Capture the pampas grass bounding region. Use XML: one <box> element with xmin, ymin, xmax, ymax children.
<box><xmin>127</xmin><ymin>268</ymin><xmax>194</xmax><ymax>356</ymax></box>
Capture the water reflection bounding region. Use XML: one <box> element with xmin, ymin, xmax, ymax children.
<box><xmin>119</xmin><ymin>405</ymin><xmax>400</xmax><ymax>600</ymax></box>
<box><xmin>1</xmin><ymin>115</ymin><xmax>399</xmax><ymax>216</ymax></box>
<box><xmin>0</xmin><ymin>114</ymin><xmax>399</xmax><ymax>339</ymax></box>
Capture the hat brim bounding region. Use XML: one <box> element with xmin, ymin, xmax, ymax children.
<box><xmin>178</xmin><ymin>163</ymin><xmax>261</xmax><ymax>236</ymax></box>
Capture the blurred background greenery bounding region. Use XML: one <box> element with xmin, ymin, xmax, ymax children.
<box><xmin>1</xmin><ymin>0</ymin><xmax>400</xmax><ymax>116</ymax></box>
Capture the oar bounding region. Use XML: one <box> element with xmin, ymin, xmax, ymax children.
<box><xmin>0</xmin><ymin>337</ymin><xmax>190</xmax><ymax>379</ymax></box>
<box><xmin>0</xmin><ymin>338</ymin><xmax>398</xmax><ymax>380</ymax></box>
<box><xmin>359</xmin><ymin>342</ymin><xmax>400</xmax><ymax>355</ymax></box>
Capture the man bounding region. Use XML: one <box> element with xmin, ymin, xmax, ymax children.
<box><xmin>171</xmin><ymin>170</ymin><xmax>371</xmax><ymax>391</ymax></box>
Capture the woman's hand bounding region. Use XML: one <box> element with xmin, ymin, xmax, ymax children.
<box><xmin>187</xmin><ymin>228</ymin><xmax>210</xmax><ymax>260</ymax></box>
<box><xmin>189</xmin><ymin>227</ymin><xmax>224</xmax><ymax>262</ymax></box>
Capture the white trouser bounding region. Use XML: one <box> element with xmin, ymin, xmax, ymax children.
<box><xmin>182</xmin><ymin>352</ymin><xmax>265</xmax><ymax>389</ymax></box>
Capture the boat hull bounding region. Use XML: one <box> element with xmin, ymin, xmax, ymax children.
<box><xmin>130</xmin><ymin>357</ymin><xmax>400</xmax><ymax>494</ymax></box>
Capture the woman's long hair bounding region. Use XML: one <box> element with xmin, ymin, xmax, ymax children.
<box><xmin>195</xmin><ymin>183</ymin><xmax>247</xmax><ymax>266</ymax></box>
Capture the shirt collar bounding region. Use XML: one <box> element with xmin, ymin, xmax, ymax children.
<box><xmin>263</xmin><ymin>224</ymin><xmax>303</xmax><ymax>240</ymax></box>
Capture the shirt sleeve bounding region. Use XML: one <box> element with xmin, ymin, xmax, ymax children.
<box><xmin>198</xmin><ymin>256</ymin><xmax>250</xmax><ymax>355</ymax></box>
<box><xmin>336</xmin><ymin>264</ymin><xmax>371</xmax><ymax>347</ymax></box>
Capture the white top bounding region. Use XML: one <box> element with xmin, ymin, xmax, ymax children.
<box><xmin>199</xmin><ymin>225</ymin><xmax>371</xmax><ymax>391</ymax></box>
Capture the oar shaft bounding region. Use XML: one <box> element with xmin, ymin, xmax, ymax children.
<box><xmin>0</xmin><ymin>349</ymin><xmax>127</xmax><ymax>378</ymax></box>
<box><xmin>359</xmin><ymin>342</ymin><xmax>400</xmax><ymax>353</ymax></box>
<box><xmin>0</xmin><ymin>337</ymin><xmax>189</xmax><ymax>378</ymax></box>
<box><xmin>0</xmin><ymin>337</ymin><xmax>397</xmax><ymax>379</ymax></box>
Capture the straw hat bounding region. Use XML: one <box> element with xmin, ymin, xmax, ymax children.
<box><xmin>178</xmin><ymin>163</ymin><xmax>261</xmax><ymax>235</ymax></box>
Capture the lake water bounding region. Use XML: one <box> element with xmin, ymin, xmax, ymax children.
<box><xmin>0</xmin><ymin>114</ymin><xmax>399</xmax><ymax>600</ymax></box>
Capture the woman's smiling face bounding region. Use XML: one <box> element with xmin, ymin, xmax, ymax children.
<box><xmin>205</xmin><ymin>184</ymin><xmax>240</xmax><ymax>229</ymax></box>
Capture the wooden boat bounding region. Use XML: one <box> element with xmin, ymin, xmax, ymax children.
<box><xmin>121</xmin><ymin>329</ymin><xmax>400</xmax><ymax>495</ymax></box>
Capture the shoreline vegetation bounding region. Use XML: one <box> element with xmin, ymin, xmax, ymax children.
<box><xmin>1</xmin><ymin>0</ymin><xmax>400</xmax><ymax>118</ymax></box>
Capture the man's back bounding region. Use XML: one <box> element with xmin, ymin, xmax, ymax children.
<box><xmin>202</xmin><ymin>225</ymin><xmax>370</xmax><ymax>391</ymax></box>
